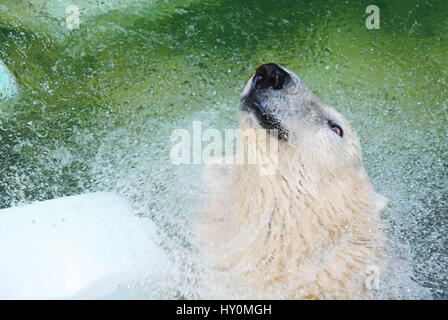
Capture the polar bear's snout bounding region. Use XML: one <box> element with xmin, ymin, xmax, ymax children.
<box><xmin>240</xmin><ymin>63</ymin><xmax>297</xmax><ymax>140</ymax></box>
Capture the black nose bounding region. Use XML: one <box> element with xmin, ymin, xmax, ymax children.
<box><xmin>253</xmin><ymin>63</ymin><xmax>290</xmax><ymax>90</ymax></box>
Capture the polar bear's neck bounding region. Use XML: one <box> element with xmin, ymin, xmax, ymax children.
<box><xmin>198</xmin><ymin>131</ymin><xmax>384</xmax><ymax>298</ymax></box>
<box><xmin>231</xmin><ymin>154</ymin><xmax>379</xmax><ymax>237</ymax></box>
<box><xmin>210</xmin><ymin>139</ymin><xmax>381</xmax><ymax>262</ymax></box>
<box><xmin>199</xmin><ymin>156</ymin><xmax>383</xmax><ymax>297</ymax></box>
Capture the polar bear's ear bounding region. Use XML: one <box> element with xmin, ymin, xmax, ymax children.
<box><xmin>374</xmin><ymin>193</ymin><xmax>388</xmax><ymax>213</ymax></box>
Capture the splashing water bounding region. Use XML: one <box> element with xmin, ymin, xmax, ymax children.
<box><xmin>0</xmin><ymin>0</ymin><xmax>446</xmax><ymax>299</ymax></box>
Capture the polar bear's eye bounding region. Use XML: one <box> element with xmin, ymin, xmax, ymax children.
<box><xmin>328</xmin><ymin>120</ymin><xmax>344</xmax><ymax>137</ymax></box>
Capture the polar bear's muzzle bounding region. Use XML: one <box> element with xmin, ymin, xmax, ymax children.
<box><xmin>240</xmin><ymin>63</ymin><xmax>291</xmax><ymax>140</ymax></box>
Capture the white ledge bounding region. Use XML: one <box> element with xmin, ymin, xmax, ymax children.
<box><xmin>0</xmin><ymin>192</ymin><xmax>169</xmax><ymax>299</ymax></box>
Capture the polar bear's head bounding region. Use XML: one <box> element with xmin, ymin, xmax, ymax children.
<box><xmin>240</xmin><ymin>63</ymin><xmax>363</xmax><ymax>171</ymax></box>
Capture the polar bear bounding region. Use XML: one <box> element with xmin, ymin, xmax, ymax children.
<box><xmin>196</xmin><ymin>63</ymin><xmax>388</xmax><ymax>299</ymax></box>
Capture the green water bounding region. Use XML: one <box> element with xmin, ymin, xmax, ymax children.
<box><xmin>0</xmin><ymin>0</ymin><xmax>447</xmax><ymax>298</ymax></box>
